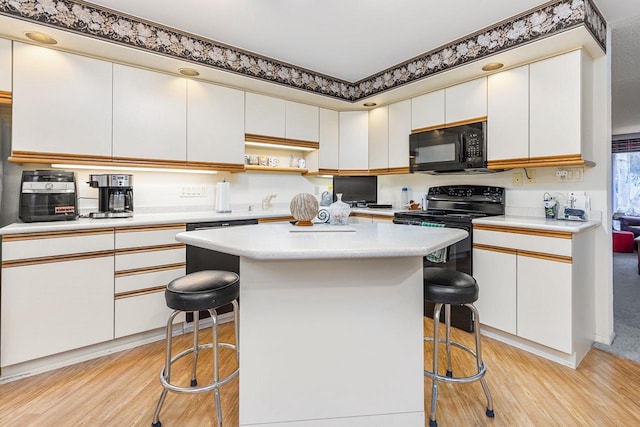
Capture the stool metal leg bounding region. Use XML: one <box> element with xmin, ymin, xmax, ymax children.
<box><xmin>191</xmin><ymin>312</ymin><xmax>200</xmax><ymax>387</ymax></box>
<box><xmin>467</xmin><ymin>303</ymin><xmax>494</xmax><ymax>418</ymax></box>
<box><xmin>152</xmin><ymin>310</ymin><xmax>181</xmax><ymax>427</ymax></box>
<box><xmin>429</xmin><ymin>303</ymin><xmax>443</xmax><ymax>427</ymax></box>
<box><xmin>444</xmin><ymin>304</ymin><xmax>453</xmax><ymax>378</ymax></box>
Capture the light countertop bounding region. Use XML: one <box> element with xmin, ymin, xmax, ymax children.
<box><xmin>473</xmin><ymin>215</ymin><xmax>601</xmax><ymax>233</ymax></box>
<box><xmin>176</xmin><ymin>222</ymin><xmax>467</xmax><ymax>260</ymax></box>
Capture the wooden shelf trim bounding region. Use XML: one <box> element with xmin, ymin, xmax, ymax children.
<box><xmin>316</xmin><ymin>167</ymin><xmax>410</xmax><ymax>176</ymax></box>
<box><xmin>258</xmin><ymin>216</ymin><xmax>295</xmax><ymax>223</ymax></box>
<box><xmin>474</xmin><ymin>224</ymin><xmax>573</xmax><ymax>239</ymax></box>
<box><xmin>318</xmin><ymin>168</ymin><xmax>340</xmax><ymax>175</ymax></box>
<box><xmin>487</xmin><ymin>154</ymin><xmax>595</xmax><ymax>170</ymax></box>
<box><xmin>115</xmin><ymin>224</ymin><xmax>185</xmax><ymax>233</ymax></box>
<box><xmin>2</xmin><ymin>228</ymin><xmax>114</xmax><ymax>242</ymax></box>
<box><xmin>8</xmin><ymin>151</ymin><xmax>245</xmax><ymax>172</ymax></box>
<box><xmin>244</xmin><ymin>165</ymin><xmax>308</xmax><ymax>173</ymax></box>
<box><xmin>0</xmin><ymin>90</ymin><xmax>12</xmax><ymax>105</ymax></box>
<box><xmin>411</xmin><ymin>116</ymin><xmax>488</xmax><ymax>134</ymax></box>
<box><xmin>473</xmin><ymin>243</ymin><xmax>518</xmax><ymax>255</ymax></box>
<box><xmin>245</xmin><ymin>133</ymin><xmax>319</xmax><ymax>150</ymax></box>
<box><xmin>2</xmin><ymin>250</ymin><xmax>114</xmax><ymax>269</ymax></box>
<box><xmin>115</xmin><ymin>262</ymin><xmax>186</xmax><ymax>278</ymax></box>
<box><xmin>115</xmin><ymin>285</ymin><xmax>166</xmax><ymax>300</ymax></box>
<box><xmin>115</xmin><ymin>243</ymin><xmax>185</xmax><ymax>256</ymax></box>
<box><xmin>473</xmin><ymin>243</ymin><xmax>572</xmax><ymax>263</ymax></box>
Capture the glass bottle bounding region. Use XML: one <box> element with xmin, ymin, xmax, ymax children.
<box><xmin>329</xmin><ymin>193</ymin><xmax>351</xmax><ymax>225</ymax></box>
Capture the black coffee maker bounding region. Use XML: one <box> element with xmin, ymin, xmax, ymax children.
<box><xmin>87</xmin><ymin>174</ymin><xmax>134</xmax><ymax>218</ymax></box>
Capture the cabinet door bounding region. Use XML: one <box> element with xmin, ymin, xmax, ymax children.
<box><xmin>368</xmin><ymin>106</ymin><xmax>389</xmax><ymax>171</ymax></box>
<box><xmin>339</xmin><ymin>111</ymin><xmax>369</xmax><ymax>171</ymax></box>
<box><xmin>286</xmin><ymin>101</ymin><xmax>319</xmax><ymax>142</ymax></box>
<box><xmin>517</xmin><ymin>254</ymin><xmax>572</xmax><ymax>353</ymax></box>
<box><xmin>319</xmin><ymin>108</ymin><xmax>339</xmax><ymax>170</ymax></box>
<box><xmin>0</xmin><ymin>38</ymin><xmax>11</xmax><ymax>92</ymax></box>
<box><xmin>115</xmin><ymin>290</ymin><xmax>176</xmax><ymax>338</ymax></box>
<box><xmin>529</xmin><ymin>50</ymin><xmax>582</xmax><ymax>159</ymax></box>
<box><xmin>473</xmin><ymin>247</ymin><xmax>517</xmax><ymax>334</ymax></box>
<box><xmin>245</xmin><ymin>92</ymin><xmax>285</xmax><ymax>137</ymax></box>
<box><xmin>187</xmin><ymin>80</ymin><xmax>245</xmax><ymax>165</ymax></box>
<box><xmin>113</xmin><ymin>64</ymin><xmax>187</xmax><ymax>161</ymax></box>
<box><xmin>487</xmin><ymin>65</ymin><xmax>529</xmax><ymax>162</ymax></box>
<box><xmin>388</xmin><ymin>100</ymin><xmax>411</xmax><ymax>169</ymax></box>
<box><xmin>445</xmin><ymin>77</ymin><xmax>487</xmax><ymax>124</ymax></box>
<box><xmin>12</xmin><ymin>42</ymin><xmax>112</xmax><ymax>157</ymax></box>
<box><xmin>1</xmin><ymin>256</ymin><xmax>114</xmax><ymax>366</ymax></box>
<box><xmin>411</xmin><ymin>89</ymin><xmax>444</xmax><ymax>131</ymax></box>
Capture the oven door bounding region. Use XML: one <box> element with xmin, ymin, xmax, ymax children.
<box><xmin>422</xmin><ymin>221</ymin><xmax>474</xmax><ymax>332</ymax></box>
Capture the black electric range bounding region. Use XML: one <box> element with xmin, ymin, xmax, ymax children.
<box><xmin>393</xmin><ymin>185</ymin><xmax>505</xmax><ymax>331</ymax></box>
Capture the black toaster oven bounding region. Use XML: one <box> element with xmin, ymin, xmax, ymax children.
<box><xmin>19</xmin><ymin>170</ymin><xmax>79</xmax><ymax>222</ymax></box>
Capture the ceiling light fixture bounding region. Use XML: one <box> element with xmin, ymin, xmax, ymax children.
<box><xmin>363</xmin><ymin>102</ymin><xmax>377</xmax><ymax>107</ymax></box>
<box><xmin>179</xmin><ymin>68</ymin><xmax>200</xmax><ymax>77</ymax></box>
<box><xmin>25</xmin><ymin>32</ymin><xmax>58</xmax><ymax>45</ymax></box>
<box><xmin>482</xmin><ymin>62</ymin><xmax>504</xmax><ymax>71</ymax></box>
<box><xmin>51</xmin><ymin>164</ymin><xmax>217</xmax><ymax>174</ymax></box>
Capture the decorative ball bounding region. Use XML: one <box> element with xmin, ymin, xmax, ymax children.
<box><xmin>290</xmin><ymin>193</ymin><xmax>319</xmax><ymax>226</ymax></box>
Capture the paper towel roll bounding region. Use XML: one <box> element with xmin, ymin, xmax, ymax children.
<box><xmin>215</xmin><ymin>181</ymin><xmax>231</xmax><ymax>212</ymax></box>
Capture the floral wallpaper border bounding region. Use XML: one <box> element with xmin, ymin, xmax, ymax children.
<box><xmin>0</xmin><ymin>0</ymin><xmax>606</xmax><ymax>102</ymax></box>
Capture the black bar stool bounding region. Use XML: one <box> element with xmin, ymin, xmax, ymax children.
<box><xmin>423</xmin><ymin>267</ymin><xmax>494</xmax><ymax>427</ymax></box>
<box><xmin>151</xmin><ymin>270</ymin><xmax>240</xmax><ymax>427</ymax></box>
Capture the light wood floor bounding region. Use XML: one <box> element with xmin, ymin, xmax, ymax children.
<box><xmin>1</xmin><ymin>319</ymin><xmax>640</xmax><ymax>426</ymax></box>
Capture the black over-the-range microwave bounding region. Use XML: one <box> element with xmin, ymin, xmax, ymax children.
<box><xmin>409</xmin><ymin>120</ymin><xmax>496</xmax><ymax>174</ymax></box>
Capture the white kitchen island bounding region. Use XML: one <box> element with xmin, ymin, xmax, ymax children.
<box><xmin>176</xmin><ymin>222</ymin><xmax>467</xmax><ymax>427</ymax></box>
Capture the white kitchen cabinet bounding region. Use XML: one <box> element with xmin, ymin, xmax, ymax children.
<box><xmin>388</xmin><ymin>100</ymin><xmax>411</xmax><ymax>171</ymax></box>
<box><xmin>12</xmin><ymin>42</ymin><xmax>112</xmax><ymax>158</ymax></box>
<box><xmin>286</xmin><ymin>101</ymin><xmax>319</xmax><ymax>142</ymax></box>
<box><xmin>411</xmin><ymin>89</ymin><xmax>444</xmax><ymax>131</ymax></box>
<box><xmin>473</xmin><ymin>246</ymin><xmax>517</xmax><ymax>335</ymax></box>
<box><xmin>112</xmin><ymin>64</ymin><xmax>187</xmax><ymax>161</ymax></box>
<box><xmin>114</xmin><ymin>225</ymin><xmax>186</xmax><ymax>338</ymax></box>
<box><xmin>529</xmin><ymin>50</ymin><xmax>588</xmax><ymax>160</ymax></box>
<box><xmin>339</xmin><ymin>111</ymin><xmax>369</xmax><ymax>171</ymax></box>
<box><xmin>1</xmin><ymin>229</ymin><xmax>115</xmax><ymax>367</ymax></box>
<box><xmin>487</xmin><ymin>65</ymin><xmax>529</xmax><ymax>162</ymax></box>
<box><xmin>445</xmin><ymin>77</ymin><xmax>487</xmax><ymax>124</ymax></box>
<box><xmin>245</xmin><ymin>92</ymin><xmax>286</xmax><ymax>138</ymax></box>
<box><xmin>318</xmin><ymin>108</ymin><xmax>339</xmax><ymax>172</ymax></box>
<box><xmin>368</xmin><ymin>105</ymin><xmax>389</xmax><ymax>171</ymax></box>
<box><xmin>473</xmin><ymin>223</ymin><xmax>594</xmax><ymax>366</ymax></box>
<box><xmin>187</xmin><ymin>80</ymin><xmax>245</xmax><ymax>166</ymax></box>
<box><xmin>0</xmin><ymin>38</ymin><xmax>11</xmax><ymax>93</ymax></box>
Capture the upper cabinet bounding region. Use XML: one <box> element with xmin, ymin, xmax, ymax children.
<box><xmin>411</xmin><ymin>77</ymin><xmax>487</xmax><ymax>131</ymax></box>
<box><xmin>0</xmin><ymin>38</ymin><xmax>11</xmax><ymax>95</ymax></box>
<box><xmin>411</xmin><ymin>89</ymin><xmax>444</xmax><ymax>131</ymax></box>
<box><xmin>339</xmin><ymin>111</ymin><xmax>369</xmax><ymax>172</ymax></box>
<box><xmin>286</xmin><ymin>101</ymin><xmax>319</xmax><ymax>142</ymax></box>
<box><xmin>112</xmin><ymin>64</ymin><xmax>187</xmax><ymax>162</ymax></box>
<box><xmin>12</xmin><ymin>42</ymin><xmax>113</xmax><ymax>159</ymax></box>
<box><xmin>318</xmin><ymin>108</ymin><xmax>339</xmax><ymax>173</ymax></box>
<box><xmin>368</xmin><ymin>106</ymin><xmax>389</xmax><ymax>172</ymax></box>
<box><xmin>487</xmin><ymin>50</ymin><xmax>594</xmax><ymax>169</ymax></box>
<box><xmin>487</xmin><ymin>65</ymin><xmax>529</xmax><ymax>162</ymax></box>
<box><xmin>445</xmin><ymin>77</ymin><xmax>487</xmax><ymax>124</ymax></box>
<box><xmin>245</xmin><ymin>92</ymin><xmax>286</xmax><ymax>138</ymax></box>
<box><xmin>388</xmin><ymin>100</ymin><xmax>411</xmax><ymax>172</ymax></box>
<box><xmin>187</xmin><ymin>80</ymin><xmax>245</xmax><ymax>169</ymax></box>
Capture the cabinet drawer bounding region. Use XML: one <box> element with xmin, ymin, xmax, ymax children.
<box><xmin>115</xmin><ymin>266</ymin><xmax>185</xmax><ymax>294</ymax></box>
<box><xmin>2</xmin><ymin>229</ymin><xmax>114</xmax><ymax>262</ymax></box>
<box><xmin>115</xmin><ymin>290</ymin><xmax>178</xmax><ymax>338</ymax></box>
<box><xmin>473</xmin><ymin>227</ymin><xmax>572</xmax><ymax>257</ymax></box>
<box><xmin>115</xmin><ymin>247</ymin><xmax>185</xmax><ymax>272</ymax></box>
<box><xmin>115</xmin><ymin>224</ymin><xmax>185</xmax><ymax>249</ymax></box>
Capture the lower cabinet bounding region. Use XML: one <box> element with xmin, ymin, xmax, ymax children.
<box><xmin>1</xmin><ymin>229</ymin><xmax>115</xmax><ymax>367</ymax></box>
<box><xmin>349</xmin><ymin>213</ymin><xmax>394</xmax><ymax>224</ymax></box>
<box><xmin>473</xmin><ymin>224</ymin><xmax>590</xmax><ymax>357</ymax></box>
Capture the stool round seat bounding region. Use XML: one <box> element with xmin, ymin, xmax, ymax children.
<box><xmin>423</xmin><ymin>267</ymin><xmax>478</xmax><ymax>305</ymax></box>
<box><xmin>165</xmin><ymin>270</ymin><xmax>239</xmax><ymax>312</ymax></box>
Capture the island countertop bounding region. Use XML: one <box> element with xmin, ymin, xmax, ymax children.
<box><xmin>175</xmin><ymin>222</ymin><xmax>468</xmax><ymax>260</ymax></box>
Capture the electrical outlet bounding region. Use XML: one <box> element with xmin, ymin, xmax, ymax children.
<box><xmin>556</xmin><ymin>169</ymin><xmax>569</xmax><ymax>182</ymax></box>
<box><xmin>513</xmin><ymin>172</ymin><xmax>523</xmax><ymax>186</ymax></box>
<box><xmin>525</xmin><ymin>169</ymin><xmax>536</xmax><ymax>184</ymax></box>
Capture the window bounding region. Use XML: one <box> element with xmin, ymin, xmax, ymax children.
<box><xmin>612</xmin><ymin>137</ymin><xmax>640</xmax><ymax>215</ymax></box>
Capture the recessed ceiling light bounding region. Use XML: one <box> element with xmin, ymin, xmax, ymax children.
<box><xmin>179</xmin><ymin>68</ymin><xmax>199</xmax><ymax>77</ymax></box>
<box><xmin>25</xmin><ymin>32</ymin><xmax>57</xmax><ymax>45</ymax></box>
<box><xmin>482</xmin><ymin>62</ymin><xmax>504</xmax><ymax>71</ymax></box>
<box><xmin>363</xmin><ymin>102</ymin><xmax>377</xmax><ymax>107</ymax></box>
